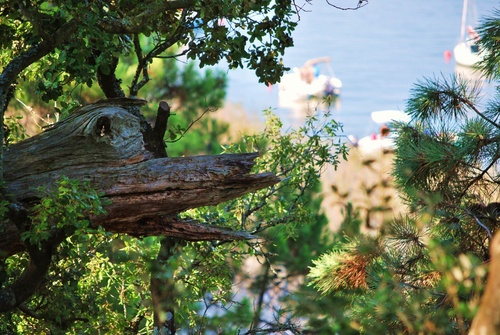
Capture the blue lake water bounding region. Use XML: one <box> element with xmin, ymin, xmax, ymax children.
<box><xmin>221</xmin><ymin>0</ymin><xmax>499</xmax><ymax>138</ymax></box>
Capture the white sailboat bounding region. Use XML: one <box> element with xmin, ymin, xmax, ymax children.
<box><xmin>454</xmin><ymin>0</ymin><xmax>484</xmax><ymax>67</ymax></box>
<box><xmin>278</xmin><ymin>57</ymin><xmax>342</xmax><ymax>107</ymax></box>
<box><xmin>350</xmin><ymin>110</ymin><xmax>410</xmax><ymax>156</ymax></box>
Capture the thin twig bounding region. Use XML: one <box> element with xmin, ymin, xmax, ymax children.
<box><xmin>167</xmin><ymin>107</ymin><xmax>215</xmax><ymax>143</ymax></box>
<box><xmin>326</xmin><ymin>0</ymin><xmax>369</xmax><ymax>11</ymax></box>
<box><xmin>464</xmin><ymin>208</ymin><xmax>493</xmax><ymax>240</ymax></box>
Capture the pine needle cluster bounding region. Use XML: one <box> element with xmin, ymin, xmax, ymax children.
<box><xmin>308</xmin><ymin>241</ymin><xmax>376</xmax><ymax>294</ymax></box>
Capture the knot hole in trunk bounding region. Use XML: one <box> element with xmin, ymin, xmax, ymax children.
<box><xmin>95</xmin><ymin>116</ymin><xmax>112</xmax><ymax>138</ymax></box>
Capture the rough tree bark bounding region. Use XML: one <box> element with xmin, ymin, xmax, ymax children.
<box><xmin>468</xmin><ymin>230</ymin><xmax>500</xmax><ymax>335</ymax></box>
<box><xmin>1</xmin><ymin>98</ymin><xmax>279</xmax><ymax>257</ymax></box>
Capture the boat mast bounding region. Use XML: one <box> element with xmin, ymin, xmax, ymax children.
<box><xmin>460</xmin><ymin>0</ymin><xmax>468</xmax><ymax>41</ymax></box>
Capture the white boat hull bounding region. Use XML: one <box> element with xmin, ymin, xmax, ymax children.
<box><xmin>454</xmin><ymin>42</ymin><xmax>484</xmax><ymax>67</ymax></box>
<box><xmin>349</xmin><ymin>110</ymin><xmax>410</xmax><ymax>156</ymax></box>
<box><xmin>278</xmin><ymin>70</ymin><xmax>342</xmax><ymax>103</ymax></box>
<box><xmin>356</xmin><ymin>136</ymin><xmax>395</xmax><ymax>156</ymax></box>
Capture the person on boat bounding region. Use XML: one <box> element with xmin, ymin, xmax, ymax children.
<box><xmin>300</xmin><ymin>64</ymin><xmax>315</xmax><ymax>83</ymax></box>
<box><xmin>300</xmin><ymin>57</ymin><xmax>331</xmax><ymax>84</ymax></box>
<box><xmin>467</xmin><ymin>25</ymin><xmax>480</xmax><ymax>42</ymax></box>
<box><xmin>380</xmin><ymin>124</ymin><xmax>390</xmax><ymax>138</ymax></box>
<box><xmin>467</xmin><ymin>25</ymin><xmax>480</xmax><ymax>53</ymax></box>
<box><xmin>370</xmin><ymin>124</ymin><xmax>390</xmax><ymax>140</ymax></box>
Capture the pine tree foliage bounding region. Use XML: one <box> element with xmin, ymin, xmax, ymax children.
<box><xmin>307</xmin><ymin>8</ymin><xmax>500</xmax><ymax>334</ymax></box>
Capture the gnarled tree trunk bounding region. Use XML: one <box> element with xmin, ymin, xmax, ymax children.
<box><xmin>1</xmin><ymin>99</ymin><xmax>279</xmax><ymax>257</ymax></box>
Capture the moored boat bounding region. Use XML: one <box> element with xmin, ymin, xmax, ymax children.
<box><xmin>278</xmin><ymin>57</ymin><xmax>342</xmax><ymax>106</ymax></box>
<box><xmin>351</xmin><ymin>110</ymin><xmax>410</xmax><ymax>155</ymax></box>
<box><xmin>454</xmin><ymin>0</ymin><xmax>485</xmax><ymax>67</ymax></box>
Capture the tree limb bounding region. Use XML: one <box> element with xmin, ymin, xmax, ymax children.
<box><xmin>0</xmin><ymin>225</ymin><xmax>69</xmax><ymax>313</ymax></box>
<box><xmin>94</xmin><ymin>52</ymin><xmax>125</xmax><ymax>99</ymax></box>
<box><xmin>469</xmin><ymin>231</ymin><xmax>500</xmax><ymax>334</ymax></box>
<box><xmin>0</xmin><ymin>18</ymin><xmax>80</xmax><ymax>178</ymax></box>
<box><xmin>144</xmin><ymin>101</ymin><xmax>171</xmax><ymax>157</ymax></box>
<box><xmin>1</xmin><ymin>99</ymin><xmax>278</xmax><ymax>257</ymax></box>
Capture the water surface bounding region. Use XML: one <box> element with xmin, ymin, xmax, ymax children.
<box><xmin>222</xmin><ymin>0</ymin><xmax>498</xmax><ymax>138</ymax></box>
